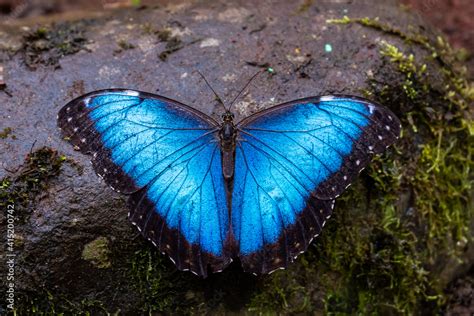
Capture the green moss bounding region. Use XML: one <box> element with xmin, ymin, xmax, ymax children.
<box><xmin>379</xmin><ymin>42</ymin><xmax>429</xmax><ymax>101</ymax></box>
<box><xmin>114</xmin><ymin>39</ymin><xmax>136</xmax><ymax>54</ymax></box>
<box><xmin>156</xmin><ymin>29</ymin><xmax>173</xmax><ymax>42</ymax></box>
<box><xmin>140</xmin><ymin>26</ymin><xmax>184</xmax><ymax>61</ymax></box>
<box><xmin>14</xmin><ymin>290</ymin><xmax>111</xmax><ymax>315</ymax></box>
<box><xmin>158</xmin><ymin>31</ymin><xmax>184</xmax><ymax>62</ymax></box>
<box><xmin>141</xmin><ymin>23</ymin><xmax>159</xmax><ymax>36</ymax></box>
<box><xmin>127</xmin><ymin>245</ymin><xmax>260</xmax><ymax>314</ymax></box>
<box><xmin>297</xmin><ymin>0</ymin><xmax>314</xmax><ymax>13</ymax></box>
<box><xmin>0</xmin><ymin>147</ymin><xmax>66</xmax><ymax>223</ymax></box>
<box><xmin>0</xmin><ymin>127</ymin><xmax>15</xmax><ymax>139</ymax></box>
<box><xmin>128</xmin><ymin>247</ymin><xmax>204</xmax><ymax>314</ymax></box>
<box><xmin>326</xmin><ymin>16</ymin><xmax>432</xmax><ymax>51</ymax></box>
<box><xmin>82</xmin><ymin>237</ymin><xmax>112</xmax><ymax>269</ymax></box>
<box><xmin>22</xmin><ymin>21</ymin><xmax>89</xmax><ymax>69</ymax></box>
<box><xmin>139</xmin><ymin>25</ymin><xmax>201</xmax><ymax>61</ymax></box>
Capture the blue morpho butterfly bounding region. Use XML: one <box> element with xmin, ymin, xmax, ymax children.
<box><xmin>57</xmin><ymin>74</ymin><xmax>400</xmax><ymax>277</ymax></box>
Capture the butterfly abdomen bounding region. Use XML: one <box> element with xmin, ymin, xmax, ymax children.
<box><xmin>219</xmin><ymin>121</ymin><xmax>237</xmax><ymax>180</ymax></box>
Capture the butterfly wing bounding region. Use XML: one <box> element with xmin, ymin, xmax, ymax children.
<box><xmin>58</xmin><ymin>89</ymin><xmax>231</xmax><ymax>277</ymax></box>
<box><xmin>233</xmin><ymin>95</ymin><xmax>401</xmax><ymax>274</ymax></box>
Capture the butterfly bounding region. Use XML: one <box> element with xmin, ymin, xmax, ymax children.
<box><xmin>57</xmin><ymin>81</ymin><xmax>400</xmax><ymax>277</ymax></box>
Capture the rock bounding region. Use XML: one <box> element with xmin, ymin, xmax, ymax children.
<box><xmin>0</xmin><ymin>0</ymin><xmax>472</xmax><ymax>314</ymax></box>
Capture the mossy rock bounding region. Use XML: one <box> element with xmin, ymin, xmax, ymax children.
<box><xmin>82</xmin><ymin>236</ymin><xmax>112</xmax><ymax>269</ymax></box>
<box><xmin>0</xmin><ymin>0</ymin><xmax>472</xmax><ymax>314</ymax></box>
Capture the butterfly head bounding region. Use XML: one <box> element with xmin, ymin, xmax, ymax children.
<box><xmin>221</xmin><ymin>111</ymin><xmax>235</xmax><ymax>123</ymax></box>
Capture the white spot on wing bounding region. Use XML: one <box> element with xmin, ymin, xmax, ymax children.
<box><xmin>320</xmin><ymin>96</ymin><xmax>335</xmax><ymax>101</ymax></box>
<box><xmin>67</xmin><ymin>117</ymin><xmax>72</xmax><ymax>122</ymax></box>
<box><xmin>123</xmin><ymin>90</ymin><xmax>139</xmax><ymax>96</ymax></box>
<box><xmin>378</xmin><ymin>135</ymin><xmax>383</xmax><ymax>140</ymax></box>
<box><xmin>368</xmin><ymin>105</ymin><xmax>375</xmax><ymax>114</ymax></box>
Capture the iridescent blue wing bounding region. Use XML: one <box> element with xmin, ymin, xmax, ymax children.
<box><xmin>58</xmin><ymin>89</ymin><xmax>231</xmax><ymax>277</ymax></box>
<box><xmin>233</xmin><ymin>95</ymin><xmax>401</xmax><ymax>274</ymax></box>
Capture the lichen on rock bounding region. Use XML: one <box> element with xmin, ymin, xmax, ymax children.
<box><xmin>82</xmin><ymin>236</ymin><xmax>112</xmax><ymax>269</ymax></box>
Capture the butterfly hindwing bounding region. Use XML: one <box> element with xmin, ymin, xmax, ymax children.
<box><xmin>233</xmin><ymin>95</ymin><xmax>400</xmax><ymax>274</ymax></box>
<box><xmin>58</xmin><ymin>89</ymin><xmax>232</xmax><ymax>276</ymax></box>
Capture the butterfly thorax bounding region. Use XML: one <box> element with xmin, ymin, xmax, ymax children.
<box><xmin>219</xmin><ymin>112</ymin><xmax>236</xmax><ymax>149</ymax></box>
<box><xmin>219</xmin><ymin>111</ymin><xmax>236</xmax><ymax>180</ymax></box>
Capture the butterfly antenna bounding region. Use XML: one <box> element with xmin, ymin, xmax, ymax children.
<box><xmin>195</xmin><ymin>70</ymin><xmax>227</xmax><ymax>111</ymax></box>
<box><xmin>228</xmin><ymin>70</ymin><xmax>264</xmax><ymax>111</ymax></box>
